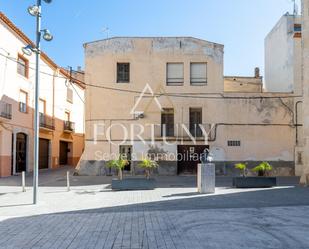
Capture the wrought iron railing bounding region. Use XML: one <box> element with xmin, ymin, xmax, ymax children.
<box><xmin>64</xmin><ymin>121</ymin><xmax>75</xmax><ymax>132</ymax></box>
<box><xmin>39</xmin><ymin>113</ymin><xmax>55</xmax><ymax>130</ymax></box>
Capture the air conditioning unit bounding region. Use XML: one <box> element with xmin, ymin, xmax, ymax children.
<box><xmin>134</xmin><ymin>111</ymin><xmax>144</xmax><ymax>119</ymax></box>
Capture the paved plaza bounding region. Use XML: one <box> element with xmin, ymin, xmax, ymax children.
<box><xmin>0</xmin><ymin>167</ymin><xmax>309</xmax><ymax>249</ymax></box>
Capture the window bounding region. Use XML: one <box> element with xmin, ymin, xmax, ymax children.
<box><xmin>19</xmin><ymin>90</ymin><xmax>28</xmax><ymax>113</ymax></box>
<box><xmin>39</xmin><ymin>99</ymin><xmax>46</xmax><ymax>114</ymax></box>
<box><xmin>227</xmin><ymin>140</ymin><xmax>241</xmax><ymax>147</ymax></box>
<box><xmin>64</xmin><ymin>111</ymin><xmax>70</xmax><ymax>121</ymax></box>
<box><xmin>189</xmin><ymin>108</ymin><xmax>202</xmax><ymax>137</ymax></box>
<box><xmin>17</xmin><ymin>54</ymin><xmax>29</xmax><ymax>78</ymax></box>
<box><xmin>67</xmin><ymin>87</ymin><xmax>73</xmax><ymax>103</ymax></box>
<box><xmin>190</xmin><ymin>63</ymin><xmax>207</xmax><ymax>85</ymax></box>
<box><xmin>117</xmin><ymin>63</ymin><xmax>130</xmax><ymax>83</ymax></box>
<box><xmin>161</xmin><ymin>108</ymin><xmax>174</xmax><ymax>137</ymax></box>
<box><xmin>294</xmin><ymin>24</ymin><xmax>302</xmax><ymax>32</ymax></box>
<box><xmin>167</xmin><ymin>63</ymin><xmax>184</xmax><ymax>85</ymax></box>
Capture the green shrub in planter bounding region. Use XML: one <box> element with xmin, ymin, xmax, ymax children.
<box><xmin>234</xmin><ymin>163</ymin><xmax>247</xmax><ymax>177</ymax></box>
<box><xmin>138</xmin><ymin>159</ymin><xmax>158</xmax><ymax>179</ymax></box>
<box><xmin>252</xmin><ymin>162</ymin><xmax>273</xmax><ymax>177</ymax></box>
<box><xmin>107</xmin><ymin>157</ymin><xmax>128</xmax><ymax>180</ymax></box>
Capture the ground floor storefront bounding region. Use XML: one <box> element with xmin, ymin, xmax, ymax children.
<box><xmin>77</xmin><ymin>140</ymin><xmax>295</xmax><ymax>177</ymax></box>
<box><xmin>0</xmin><ymin>126</ymin><xmax>84</xmax><ymax>177</ymax></box>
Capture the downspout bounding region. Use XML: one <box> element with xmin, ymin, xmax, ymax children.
<box><xmin>295</xmin><ymin>100</ymin><xmax>303</xmax><ymax>145</ymax></box>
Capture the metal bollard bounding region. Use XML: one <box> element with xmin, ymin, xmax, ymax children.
<box><xmin>67</xmin><ymin>171</ymin><xmax>70</xmax><ymax>192</ymax></box>
<box><xmin>22</xmin><ymin>171</ymin><xmax>26</xmax><ymax>192</ymax></box>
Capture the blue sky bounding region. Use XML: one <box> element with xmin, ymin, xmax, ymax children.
<box><xmin>1</xmin><ymin>0</ymin><xmax>300</xmax><ymax>76</ymax></box>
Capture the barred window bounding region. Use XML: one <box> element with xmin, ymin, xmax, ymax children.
<box><xmin>117</xmin><ymin>63</ymin><xmax>130</xmax><ymax>83</ymax></box>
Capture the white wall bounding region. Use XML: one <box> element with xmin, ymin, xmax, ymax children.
<box><xmin>0</xmin><ymin>18</ymin><xmax>84</xmax><ymax>134</ymax></box>
<box><xmin>265</xmin><ymin>14</ymin><xmax>301</xmax><ymax>93</ymax></box>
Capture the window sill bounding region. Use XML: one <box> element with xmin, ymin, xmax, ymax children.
<box><xmin>190</xmin><ymin>82</ymin><xmax>208</xmax><ymax>86</ymax></box>
<box><xmin>166</xmin><ymin>83</ymin><xmax>184</xmax><ymax>86</ymax></box>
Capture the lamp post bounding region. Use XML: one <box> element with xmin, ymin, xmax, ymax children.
<box><xmin>23</xmin><ymin>0</ymin><xmax>53</xmax><ymax>204</ymax></box>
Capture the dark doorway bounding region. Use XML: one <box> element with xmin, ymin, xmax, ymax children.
<box><xmin>39</xmin><ymin>138</ymin><xmax>49</xmax><ymax>169</ymax></box>
<box><xmin>119</xmin><ymin>145</ymin><xmax>132</xmax><ymax>171</ymax></box>
<box><xmin>177</xmin><ymin>145</ymin><xmax>209</xmax><ymax>174</ymax></box>
<box><xmin>59</xmin><ymin>141</ymin><xmax>69</xmax><ymax>165</ymax></box>
<box><xmin>16</xmin><ymin>133</ymin><xmax>27</xmax><ymax>173</ymax></box>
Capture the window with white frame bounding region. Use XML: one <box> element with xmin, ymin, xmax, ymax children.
<box><xmin>190</xmin><ymin>63</ymin><xmax>207</xmax><ymax>85</ymax></box>
<box><xmin>19</xmin><ymin>90</ymin><xmax>28</xmax><ymax>113</ymax></box>
<box><xmin>17</xmin><ymin>54</ymin><xmax>29</xmax><ymax>78</ymax></box>
<box><xmin>166</xmin><ymin>63</ymin><xmax>184</xmax><ymax>85</ymax></box>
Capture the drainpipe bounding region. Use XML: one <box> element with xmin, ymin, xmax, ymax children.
<box><xmin>295</xmin><ymin>100</ymin><xmax>303</xmax><ymax>145</ymax></box>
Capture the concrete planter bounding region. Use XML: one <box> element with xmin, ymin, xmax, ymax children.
<box><xmin>111</xmin><ymin>178</ymin><xmax>156</xmax><ymax>190</ymax></box>
<box><xmin>233</xmin><ymin>177</ymin><xmax>277</xmax><ymax>188</ymax></box>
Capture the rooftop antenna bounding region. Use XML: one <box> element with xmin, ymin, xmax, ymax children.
<box><xmin>292</xmin><ymin>0</ymin><xmax>298</xmax><ymax>15</ymax></box>
<box><xmin>102</xmin><ymin>27</ymin><xmax>110</xmax><ymax>39</ymax></box>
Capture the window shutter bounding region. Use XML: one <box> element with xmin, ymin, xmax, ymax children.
<box><xmin>67</xmin><ymin>88</ymin><xmax>73</xmax><ymax>103</ymax></box>
<box><xmin>167</xmin><ymin>63</ymin><xmax>184</xmax><ymax>84</ymax></box>
<box><xmin>191</xmin><ymin>63</ymin><xmax>207</xmax><ymax>84</ymax></box>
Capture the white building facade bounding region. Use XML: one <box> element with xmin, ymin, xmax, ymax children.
<box><xmin>0</xmin><ymin>12</ymin><xmax>85</xmax><ymax>177</ymax></box>
<box><xmin>265</xmin><ymin>13</ymin><xmax>302</xmax><ymax>93</ymax></box>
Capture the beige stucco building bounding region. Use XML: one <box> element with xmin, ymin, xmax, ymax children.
<box><xmin>78</xmin><ymin>36</ymin><xmax>297</xmax><ymax>176</ymax></box>
<box><xmin>0</xmin><ymin>13</ymin><xmax>85</xmax><ymax>177</ymax></box>
<box><xmin>224</xmin><ymin>68</ymin><xmax>263</xmax><ymax>93</ymax></box>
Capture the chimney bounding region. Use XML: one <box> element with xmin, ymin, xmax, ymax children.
<box><xmin>254</xmin><ymin>67</ymin><xmax>260</xmax><ymax>78</ymax></box>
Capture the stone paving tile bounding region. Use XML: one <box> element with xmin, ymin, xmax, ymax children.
<box><xmin>0</xmin><ymin>168</ymin><xmax>308</xmax><ymax>249</ymax></box>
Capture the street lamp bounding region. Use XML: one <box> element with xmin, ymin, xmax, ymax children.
<box><xmin>25</xmin><ymin>0</ymin><xmax>53</xmax><ymax>205</ymax></box>
<box><xmin>42</xmin><ymin>29</ymin><xmax>53</xmax><ymax>41</ymax></box>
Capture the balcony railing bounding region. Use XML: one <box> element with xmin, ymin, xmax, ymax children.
<box><xmin>0</xmin><ymin>101</ymin><xmax>12</xmax><ymax>119</ymax></box>
<box><xmin>39</xmin><ymin>113</ymin><xmax>55</xmax><ymax>130</ymax></box>
<box><xmin>64</xmin><ymin>121</ymin><xmax>75</xmax><ymax>133</ymax></box>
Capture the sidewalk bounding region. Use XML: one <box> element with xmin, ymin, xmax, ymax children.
<box><xmin>0</xmin><ymin>167</ymin><xmax>308</xmax><ymax>249</ymax></box>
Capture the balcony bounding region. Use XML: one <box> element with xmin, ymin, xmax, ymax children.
<box><xmin>64</xmin><ymin>121</ymin><xmax>75</xmax><ymax>133</ymax></box>
<box><xmin>39</xmin><ymin>113</ymin><xmax>55</xmax><ymax>130</ymax></box>
<box><xmin>0</xmin><ymin>101</ymin><xmax>12</xmax><ymax>119</ymax></box>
